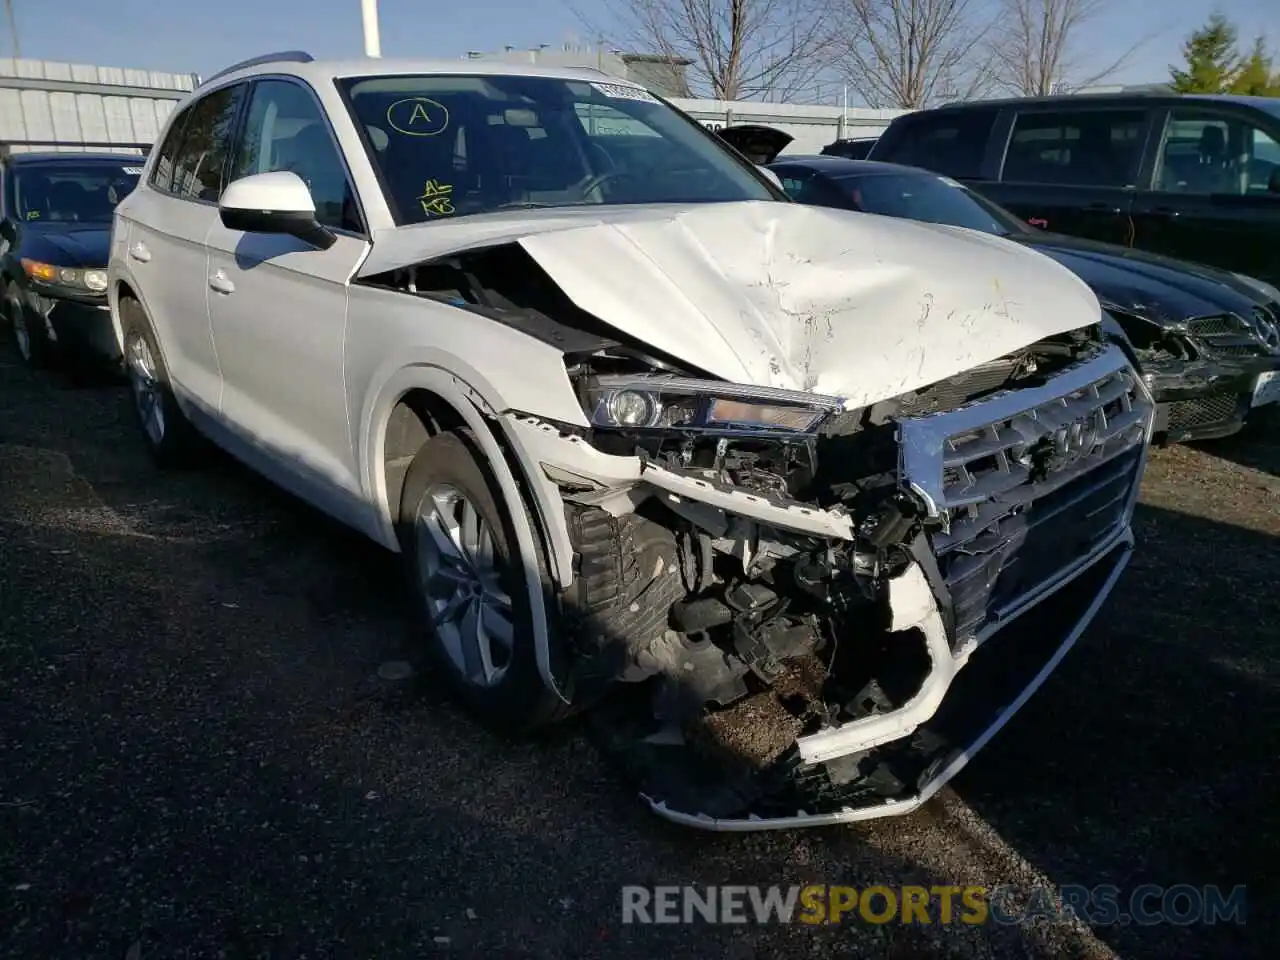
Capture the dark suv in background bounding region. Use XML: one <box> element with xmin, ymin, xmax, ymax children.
<box><xmin>869</xmin><ymin>93</ymin><xmax>1280</xmax><ymax>285</ymax></box>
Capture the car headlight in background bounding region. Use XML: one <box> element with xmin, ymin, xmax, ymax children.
<box><xmin>20</xmin><ymin>259</ymin><xmax>108</xmax><ymax>293</ymax></box>
<box><xmin>585</xmin><ymin>375</ymin><xmax>844</xmax><ymax>435</ymax></box>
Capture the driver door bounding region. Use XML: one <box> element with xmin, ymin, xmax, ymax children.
<box><xmin>204</xmin><ymin>77</ymin><xmax>371</xmax><ymax>521</ymax></box>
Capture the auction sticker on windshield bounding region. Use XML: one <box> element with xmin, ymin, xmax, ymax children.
<box><xmin>122</xmin><ymin>167</ymin><xmax>143</xmax><ymax>175</ymax></box>
<box><xmin>1251</xmin><ymin>370</ymin><xmax>1280</xmax><ymax>407</ymax></box>
<box><xmin>591</xmin><ymin>82</ymin><xmax>658</xmax><ymax>103</ymax></box>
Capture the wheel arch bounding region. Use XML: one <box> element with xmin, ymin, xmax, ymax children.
<box><xmin>363</xmin><ymin>362</ymin><xmax>575</xmax><ymax>703</ymax></box>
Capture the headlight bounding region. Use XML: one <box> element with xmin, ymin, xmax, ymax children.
<box><xmin>585</xmin><ymin>375</ymin><xmax>844</xmax><ymax>435</ymax></box>
<box><xmin>20</xmin><ymin>259</ymin><xmax>107</xmax><ymax>293</ymax></box>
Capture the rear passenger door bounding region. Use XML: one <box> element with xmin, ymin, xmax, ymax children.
<box><xmin>986</xmin><ymin>106</ymin><xmax>1153</xmax><ymax>245</ymax></box>
<box><xmin>119</xmin><ymin>83</ymin><xmax>247</xmax><ymax>408</ymax></box>
<box><xmin>1131</xmin><ymin>105</ymin><xmax>1280</xmax><ymax>283</ymax></box>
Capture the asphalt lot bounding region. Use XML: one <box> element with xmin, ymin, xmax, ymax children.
<box><xmin>1</xmin><ymin>341</ymin><xmax>1276</xmax><ymax>959</ymax></box>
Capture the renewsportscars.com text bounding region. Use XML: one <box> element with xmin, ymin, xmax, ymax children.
<box><xmin>620</xmin><ymin>884</ymin><xmax>1247</xmax><ymax>926</ymax></box>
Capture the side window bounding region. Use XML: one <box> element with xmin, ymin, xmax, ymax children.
<box><xmin>170</xmin><ymin>84</ymin><xmax>246</xmax><ymax>202</ymax></box>
<box><xmin>150</xmin><ymin>105</ymin><xmax>193</xmax><ymax>194</ymax></box>
<box><xmin>884</xmin><ymin>112</ymin><xmax>996</xmax><ymax>178</ymax></box>
<box><xmin>1001</xmin><ymin>110</ymin><xmax>1144</xmax><ymax>188</ymax></box>
<box><xmin>794</xmin><ymin>174</ymin><xmax>849</xmax><ymax>209</ymax></box>
<box><xmin>1156</xmin><ymin>110</ymin><xmax>1280</xmax><ymax>196</ymax></box>
<box><xmin>229</xmin><ymin>79</ymin><xmax>362</xmax><ymax>232</ymax></box>
<box><xmin>772</xmin><ymin>168</ymin><xmax>812</xmax><ymax>201</ymax></box>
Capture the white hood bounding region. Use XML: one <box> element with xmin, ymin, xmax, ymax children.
<box><xmin>360</xmin><ymin>201</ymin><xmax>1102</xmax><ymax>407</ymax></box>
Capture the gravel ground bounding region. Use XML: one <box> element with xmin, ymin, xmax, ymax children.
<box><xmin>1</xmin><ymin>344</ymin><xmax>1275</xmax><ymax>959</ymax></box>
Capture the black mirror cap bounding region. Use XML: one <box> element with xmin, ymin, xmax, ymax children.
<box><xmin>1269</xmin><ymin>167</ymin><xmax>1280</xmax><ymax>194</ymax></box>
<box><xmin>219</xmin><ymin>207</ymin><xmax>336</xmax><ymax>250</ymax></box>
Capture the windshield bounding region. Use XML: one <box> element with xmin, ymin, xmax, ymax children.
<box><xmin>338</xmin><ymin>74</ymin><xmax>777</xmax><ymax>225</ymax></box>
<box><xmin>837</xmin><ymin>171</ymin><xmax>1030</xmax><ymax>237</ymax></box>
<box><xmin>14</xmin><ymin>161</ymin><xmax>142</xmax><ymax>224</ymax></box>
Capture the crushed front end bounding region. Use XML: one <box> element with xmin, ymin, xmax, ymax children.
<box><xmin>507</xmin><ymin>326</ymin><xmax>1154</xmax><ymax>830</ymax></box>
<box><xmin>1113</xmin><ymin>305</ymin><xmax>1280</xmax><ymax>443</ymax></box>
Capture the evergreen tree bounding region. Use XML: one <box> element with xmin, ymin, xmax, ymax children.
<box><xmin>1230</xmin><ymin>35</ymin><xmax>1280</xmax><ymax>96</ymax></box>
<box><xmin>1170</xmin><ymin>13</ymin><xmax>1240</xmax><ymax>93</ymax></box>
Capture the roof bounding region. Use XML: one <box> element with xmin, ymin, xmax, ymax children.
<box><xmin>3</xmin><ymin>151</ymin><xmax>145</xmax><ymax>167</ymax></box>
<box><xmin>768</xmin><ymin>156</ymin><xmax>915</xmax><ymax>175</ymax></box>
<box><xmin>926</xmin><ymin>92</ymin><xmax>1280</xmax><ymax>113</ymax></box>
<box><xmin>198</xmin><ymin>53</ymin><xmax>624</xmax><ymax>92</ymax></box>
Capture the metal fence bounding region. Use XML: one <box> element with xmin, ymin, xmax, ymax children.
<box><xmin>0</xmin><ymin>58</ymin><xmax>196</xmax><ymax>153</ymax></box>
<box><xmin>0</xmin><ymin>57</ymin><xmax>906</xmax><ymax>157</ymax></box>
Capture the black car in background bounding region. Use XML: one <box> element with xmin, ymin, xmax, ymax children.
<box><xmin>1</xmin><ymin>144</ymin><xmax>146</xmax><ymax>370</ymax></box>
<box><xmin>820</xmin><ymin>137</ymin><xmax>878</xmax><ymax>160</ymax></box>
<box><xmin>768</xmin><ymin>154</ymin><xmax>1280</xmax><ymax>443</ymax></box>
<box><xmin>867</xmin><ymin>93</ymin><xmax>1280</xmax><ymax>285</ymax></box>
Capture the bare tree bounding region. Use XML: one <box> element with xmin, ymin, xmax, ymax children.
<box><xmin>831</xmin><ymin>0</ymin><xmax>997</xmax><ymax>109</ymax></box>
<box><xmin>579</xmin><ymin>0</ymin><xmax>832</xmax><ymax>101</ymax></box>
<box><xmin>990</xmin><ymin>0</ymin><xmax>1148</xmax><ymax>95</ymax></box>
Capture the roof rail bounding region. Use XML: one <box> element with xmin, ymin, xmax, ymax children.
<box><xmin>203</xmin><ymin>50</ymin><xmax>314</xmax><ymax>85</ymax></box>
<box><xmin>1</xmin><ymin>140</ymin><xmax>151</xmax><ymax>158</ymax></box>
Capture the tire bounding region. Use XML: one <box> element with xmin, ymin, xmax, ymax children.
<box><xmin>119</xmin><ymin>298</ymin><xmax>202</xmax><ymax>467</ymax></box>
<box><xmin>398</xmin><ymin>428</ymin><xmax>573</xmax><ymax>734</ymax></box>
<box><xmin>6</xmin><ymin>292</ymin><xmax>52</xmax><ymax>370</ymax></box>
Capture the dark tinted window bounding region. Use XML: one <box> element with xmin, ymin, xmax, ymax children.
<box><xmin>877</xmin><ymin>111</ymin><xmax>996</xmax><ymax>178</ymax></box>
<box><xmin>836</xmin><ymin>171</ymin><xmax>1027</xmax><ymax>235</ymax></box>
<box><xmin>1002</xmin><ymin>109</ymin><xmax>1144</xmax><ymax>187</ymax></box>
<box><xmin>13</xmin><ymin>162</ymin><xmax>141</xmax><ymax>224</ymax></box>
<box><xmin>170</xmin><ymin>84</ymin><xmax>246</xmax><ymax>202</ymax></box>
<box><xmin>1156</xmin><ymin>109</ymin><xmax>1280</xmax><ymax>195</ymax></box>
<box><xmin>150</xmin><ymin>105</ymin><xmax>192</xmax><ymax>194</ymax></box>
<box><xmin>338</xmin><ymin>73</ymin><xmax>775</xmax><ymax>225</ymax></box>
<box><xmin>230</xmin><ymin>79</ymin><xmax>362</xmax><ymax>232</ymax></box>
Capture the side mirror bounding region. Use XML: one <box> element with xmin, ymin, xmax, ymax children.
<box><xmin>757</xmin><ymin>165</ymin><xmax>783</xmax><ymax>189</ymax></box>
<box><xmin>218</xmin><ymin>171</ymin><xmax>336</xmax><ymax>250</ymax></box>
<box><xmin>0</xmin><ymin>220</ymin><xmax>14</xmax><ymax>242</ymax></box>
<box><xmin>1269</xmin><ymin>167</ymin><xmax>1280</xmax><ymax>195</ymax></box>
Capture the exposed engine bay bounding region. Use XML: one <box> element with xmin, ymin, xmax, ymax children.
<box><xmin>365</xmin><ymin>242</ymin><xmax>1155</xmax><ymax>829</ymax></box>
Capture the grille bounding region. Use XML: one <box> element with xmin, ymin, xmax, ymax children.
<box><xmin>899</xmin><ymin>344</ymin><xmax>1152</xmax><ymax>647</ymax></box>
<box><xmin>1187</xmin><ymin>313</ymin><xmax>1273</xmax><ymax>359</ymax></box>
<box><xmin>1166</xmin><ymin>392</ymin><xmax>1243</xmax><ymax>432</ymax></box>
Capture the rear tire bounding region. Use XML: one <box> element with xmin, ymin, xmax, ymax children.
<box><xmin>120</xmin><ymin>298</ymin><xmax>202</xmax><ymax>467</ymax></box>
<box><xmin>398</xmin><ymin>428</ymin><xmax>572</xmax><ymax>734</ymax></box>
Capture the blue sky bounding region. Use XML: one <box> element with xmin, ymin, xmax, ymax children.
<box><xmin>5</xmin><ymin>0</ymin><xmax>1274</xmax><ymax>98</ymax></box>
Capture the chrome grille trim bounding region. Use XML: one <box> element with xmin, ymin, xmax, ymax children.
<box><xmin>898</xmin><ymin>343</ymin><xmax>1154</xmax><ymax>646</ymax></box>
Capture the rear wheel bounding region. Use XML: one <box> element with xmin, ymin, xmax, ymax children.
<box><xmin>120</xmin><ymin>299</ymin><xmax>201</xmax><ymax>467</ymax></box>
<box><xmin>398</xmin><ymin>429</ymin><xmax>572</xmax><ymax>734</ymax></box>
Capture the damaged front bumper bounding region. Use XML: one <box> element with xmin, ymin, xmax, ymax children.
<box><xmin>1143</xmin><ymin>357</ymin><xmax>1278</xmax><ymax>443</ymax></box>
<box><xmin>506</xmin><ymin>343</ymin><xmax>1154</xmax><ymax>830</ymax></box>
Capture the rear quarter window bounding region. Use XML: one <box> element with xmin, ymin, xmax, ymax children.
<box><xmin>874</xmin><ymin>110</ymin><xmax>997</xmax><ymax>178</ymax></box>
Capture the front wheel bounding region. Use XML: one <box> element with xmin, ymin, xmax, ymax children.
<box><xmin>398</xmin><ymin>429</ymin><xmax>572</xmax><ymax>734</ymax></box>
<box><xmin>7</xmin><ymin>294</ymin><xmax>51</xmax><ymax>369</ymax></box>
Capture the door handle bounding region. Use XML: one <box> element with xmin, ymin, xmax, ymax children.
<box><xmin>129</xmin><ymin>241</ymin><xmax>151</xmax><ymax>263</ymax></box>
<box><xmin>208</xmin><ymin>270</ymin><xmax>235</xmax><ymax>295</ymax></box>
<box><xmin>1142</xmin><ymin>207</ymin><xmax>1181</xmax><ymax>219</ymax></box>
<box><xmin>1085</xmin><ymin>203</ymin><xmax>1122</xmax><ymax>215</ymax></box>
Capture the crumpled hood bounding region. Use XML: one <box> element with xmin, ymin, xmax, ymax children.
<box><xmin>1020</xmin><ymin>232</ymin><xmax>1274</xmax><ymax>325</ymax></box>
<box><xmin>361</xmin><ymin>202</ymin><xmax>1102</xmax><ymax>406</ymax></box>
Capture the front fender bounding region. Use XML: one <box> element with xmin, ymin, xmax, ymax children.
<box><xmin>358</xmin><ymin>363</ymin><xmax>572</xmax><ymax>703</ymax></box>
